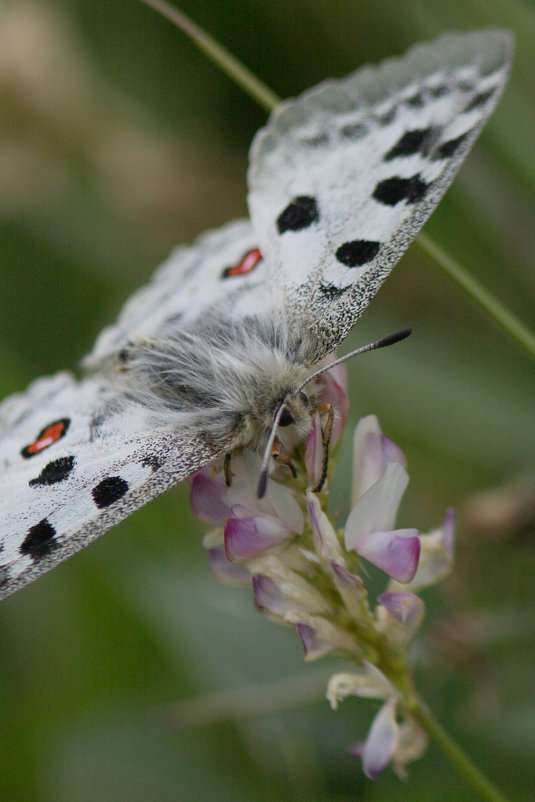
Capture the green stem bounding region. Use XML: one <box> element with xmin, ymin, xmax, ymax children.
<box><xmin>417</xmin><ymin>233</ymin><xmax>535</xmax><ymax>361</ymax></box>
<box><xmin>138</xmin><ymin>0</ymin><xmax>281</xmax><ymax>111</ymax></box>
<box><xmin>410</xmin><ymin>696</ymin><xmax>509</xmax><ymax>802</ymax></box>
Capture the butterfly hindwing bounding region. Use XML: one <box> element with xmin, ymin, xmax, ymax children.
<box><xmin>87</xmin><ymin>219</ymin><xmax>267</xmax><ymax>366</ymax></box>
<box><xmin>0</xmin><ymin>372</ymin><xmax>222</xmax><ymax>598</ymax></box>
<box><xmin>248</xmin><ymin>29</ymin><xmax>513</xmax><ymax>354</ymax></box>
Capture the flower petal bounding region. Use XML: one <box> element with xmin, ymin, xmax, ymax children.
<box><xmin>225</xmin><ymin>514</ymin><xmax>293</xmax><ymax>561</ymax></box>
<box><xmin>346</xmin><ymin>462</ymin><xmax>410</xmax><ymax>546</ymax></box>
<box><xmin>392</xmin><ymin>717</ymin><xmax>428</xmax><ymax>778</ymax></box>
<box><xmin>307</xmin><ymin>490</ymin><xmax>345</xmax><ymax>563</ymax></box>
<box><xmin>288</xmin><ymin>612</ymin><xmax>360</xmax><ymax>659</ymax></box>
<box><xmin>295</xmin><ymin>623</ymin><xmax>335</xmax><ymax>660</ymax></box>
<box><xmin>252</xmin><ymin>575</ymin><xmax>292</xmax><ymax>617</ymax></box>
<box><xmin>362</xmin><ymin>698</ymin><xmax>399</xmax><ymax>779</ymax></box>
<box><xmin>354</xmin><ymin>529</ymin><xmax>420</xmax><ymax>582</ymax></box>
<box><xmin>190</xmin><ymin>472</ymin><xmax>230</xmax><ymax>525</ymax></box>
<box><xmin>327</xmin><ymin>664</ymin><xmax>395</xmax><ymax>708</ymax></box>
<box><xmin>316</xmin><ymin>355</ymin><xmax>349</xmax><ymax>445</ymax></box>
<box><xmin>377</xmin><ymin>591</ymin><xmax>425</xmax><ymax>640</ymax></box>
<box><xmin>305</xmin><ymin>412</ymin><xmax>324</xmax><ymax>487</ymax></box>
<box><xmin>207</xmin><ymin>547</ymin><xmax>251</xmax><ymax>585</ymax></box>
<box><xmin>329</xmin><ymin>561</ymin><xmax>368</xmax><ymax>624</ymax></box>
<box><xmin>389</xmin><ymin>509</ymin><xmax>455</xmax><ymax>593</ymax></box>
<box><xmin>352</xmin><ymin>416</ymin><xmax>406</xmax><ymax>503</ymax></box>
<box><xmin>330</xmin><ymin>561</ymin><xmax>361</xmax><ymax>589</ymax></box>
<box><xmin>226</xmin><ymin>451</ymin><xmax>304</xmax><ymax>533</ymax></box>
<box><xmin>249</xmin><ymin>555</ymin><xmax>332</xmax><ymax>615</ymax></box>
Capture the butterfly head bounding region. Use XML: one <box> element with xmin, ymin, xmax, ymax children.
<box><xmin>234</xmin><ymin>374</ymin><xmax>318</xmax><ymax>454</ymax></box>
<box><xmin>277</xmin><ymin>389</ymin><xmax>311</xmax><ymax>430</ymax></box>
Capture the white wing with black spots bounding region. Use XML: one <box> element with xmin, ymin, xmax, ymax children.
<box><xmin>248</xmin><ymin>29</ymin><xmax>513</xmax><ymax>355</ymax></box>
<box><xmin>0</xmin><ymin>372</ymin><xmax>224</xmax><ymax>599</ymax></box>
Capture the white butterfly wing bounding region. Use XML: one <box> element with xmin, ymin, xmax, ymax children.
<box><xmin>0</xmin><ymin>218</ymin><xmax>272</xmax><ymax>599</ymax></box>
<box><xmin>0</xmin><ymin>372</ymin><xmax>224</xmax><ymax>599</ymax></box>
<box><xmin>87</xmin><ymin>219</ymin><xmax>267</xmax><ymax>365</ymax></box>
<box><xmin>248</xmin><ymin>29</ymin><xmax>513</xmax><ymax>354</ymax></box>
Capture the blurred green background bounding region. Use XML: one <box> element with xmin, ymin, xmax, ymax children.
<box><xmin>0</xmin><ymin>0</ymin><xmax>534</xmax><ymax>799</ymax></box>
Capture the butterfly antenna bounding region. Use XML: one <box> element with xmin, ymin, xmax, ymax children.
<box><xmin>257</xmin><ymin>402</ymin><xmax>287</xmax><ymax>498</ymax></box>
<box><xmin>300</xmin><ymin>328</ymin><xmax>412</xmax><ymax>389</ymax></box>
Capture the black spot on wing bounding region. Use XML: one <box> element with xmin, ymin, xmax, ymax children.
<box><xmin>463</xmin><ymin>87</ymin><xmax>496</xmax><ymax>113</ymax></box>
<box><xmin>29</xmin><ymin>456</ymin><xmax>75</xmax><ymax>487</ymax></box>
<box><xmin>21</xmin><ymin>518</ymin><xmax>57</xmax><ymax>559</ymax></box>
<box><xmin>429</xmin><ymin>84</ymin><xmax>449</xmax><ymax>99</ymax></box>
<box><xmin>336</xmin><ymin>240</ymin><xmax>381</xmax><ymax>267</ymax></box>
<box><xmin>318</xmin><ymin>283</ymin><xmax>352</xmax><ymax>300</ymax></box>
<box><xmin>142</xmin><ymin>455</ymin><xmax>162</xmax><ymax>471</ymax></box>
<box><xmin>373</xmin><ymin>174</ymin><xmax>429</xmax><ymax>206</ymax></box>
<box><xmin>457</xmin><ymin>80</ymin><xmax>475</xmax><ymax>92</ymax></box>
<box><xmin>377</xmin><ymin>107</ymin><xmax>396</xmax><ymax>126</ymax></box>
<box><xmin>406</xmin><ymin>91</ymin><xmax>424</xmax><ymax>108</ymax></box>
<box><xmin>432</xmin><ymin>132</ymin><xmax>470</xmax><ymax>160</ymax></box>
<box><xmin>277</xmin><ymin>196</ymin><xmax>319</xmax><ymax>234</ymax></box>
<box><xmin>300</xmin><ymin>133</ymin><xmax>329</xmax><ymax>147</ymax></box>
<box><xmin>339</xmin><ymin>123</ymin><xmax>368</xmax><ymax>140</ymax></box>
<box><xmin>92</xmin><ymin>476</ymin><xmax>129</xmax><ymax>509</ymax></box>
<box><xmin>384</xmin><ymin>127</ymin><xmax>438</xmax><ymax>161</ymax></box>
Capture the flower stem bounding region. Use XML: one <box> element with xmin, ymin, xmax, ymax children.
<box><xmin>417</xmin><ymin>233</ymin><xmax>535</xmax><ymax>362</ymax></box>
<box><xmin>410</xmin><ymin>696</ymin><xmax>510</xmax><ymax>802</ymax></box>
<box><xmin>138</xmin><ymin>0</ymin><xmax>281</xmax><ymax>112</ymax></box>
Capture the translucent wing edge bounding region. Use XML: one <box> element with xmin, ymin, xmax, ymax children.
<box><xmin>249</xmin><ymin>28</ymin><xmax>514</xmax><ymax>186</ymax></box>
<box><xmin>86</xmin><ymin>217</ymin><xmax>253</xmax><ymax>366</ymax></box>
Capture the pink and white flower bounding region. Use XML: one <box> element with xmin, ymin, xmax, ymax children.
<box><xmin>328</xmin><ymin>664</ymin><xmax>427</xmax><ymax>779</ymax></box>
<box><xmin>189</xmin><ymin>378</ymin><xmax>452</xmax><ymax>784</ymax></box>
<box><xmin>345</xmin><ymin>416</ymin><xmax>420</xmax><ymax>583</ymax></box>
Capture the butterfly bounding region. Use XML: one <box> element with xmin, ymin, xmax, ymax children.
<box><xmin>0</xmin><ymin>29</ymin><xmax>512</xmax><ymax>600</ymax></box>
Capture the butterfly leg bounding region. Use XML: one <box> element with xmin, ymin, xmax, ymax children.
<box><xmin>271</xmin><ymin>438</ymin><xmax>297</xmax><ymax>478</ymax></box>
<box><xmin>224</xmin><ymin>453</ymin><xmax>233</xmax><ymax>486</ymax></box>
<box><xmin>313</xmin><ymin>403</ymin><xmax>334</xmax><ymax>493</ymax></box>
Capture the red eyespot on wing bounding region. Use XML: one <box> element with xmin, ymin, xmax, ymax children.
<box><xmin>222</xmin><ymin>248</ymin><xmax>262</xmax><ymax>278</ymax></box>
<box><xmin>21</xmin><ymin>418</ymin><xmax>71</xmax><ymax>459</ymax></box>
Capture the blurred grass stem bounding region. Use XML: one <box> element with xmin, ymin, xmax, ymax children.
<box><xmin>138</xmin><ymin>0</ymin><xmax>280</xmax><ymax>111</ymax></box>
<box><xmin>417</xmin><ymin>233</ymin><xmax>535</xmax><ymax>361</ymax></box>
<box><xmin>158</xmin><ymin>670</ymin><xmax>330</xmax><ymax>730</ymax></box>
<box><xmin>410</xmin><ymin>695</ymin><xmax>509</xmax><ymax>802</ymax></box>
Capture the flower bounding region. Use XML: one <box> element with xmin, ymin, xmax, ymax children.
<box><xmin>191</xmin><ymin>450</ymin><xmax>304</xmax><ymax>562</ymax></box>
<box><xmin>189</xmin><ymin>361</ymin><xmax>454</xmax><ymax>782</ymax></box>
<box><xmin>388</xmin><ymin>508</ymin><xmax>455</xmax><ymax>593</ymax></box>
<box><xmin>345</xmin><ymin>416</ymin><xmax>420</xmax><ymax>583</ymax></box>
<box><xmin>328</xmin><ymin>665</ymin><xmax>427</xmax><ymax>779</ymax></box>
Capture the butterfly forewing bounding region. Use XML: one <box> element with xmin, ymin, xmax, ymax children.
<box><xmin>248</xmin><ymin>29</ymin><xmax>513</xmax><ymax>355</ymax></box>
